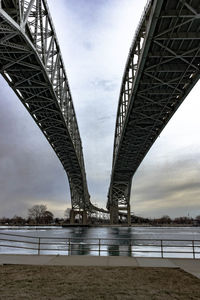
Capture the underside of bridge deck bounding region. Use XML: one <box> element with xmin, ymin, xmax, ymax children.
<box><xmin>108</xmin><ymin>0</ymin><xmax>200</xmax><ymax>223</ymax></box>
<box><xmin>0</xmin><ymin>0</ymin><xmax>92</xmax><ymax>211</ymax></box>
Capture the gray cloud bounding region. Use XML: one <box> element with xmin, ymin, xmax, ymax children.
<box><xmin>131</xmin><ymin>154</ymin><xmax>200</xmax><ymax>218</ymax></box>
<box><xmin>0</xmin><ymin>78</ymin><xmax>70</xmax><ymax>218</ymax></box>
<box><xmin>91</xmin><ymin>78</ymin><xmax>118</xmax><ymax>91</ymax></box>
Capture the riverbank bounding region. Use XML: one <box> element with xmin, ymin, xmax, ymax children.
<box><xmin>1</xmin><ymin>263</ymin><xmax>200</xmax><ymax>299</ymax></box>
<box><xmin>0</xmin><ymin>224</ymin><xmax>199</xmax><ymax>229</ymax></box>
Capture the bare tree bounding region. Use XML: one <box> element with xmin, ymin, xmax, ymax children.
<box><xmin>28</xmin><ymin>204</ymin><xmax>48</xmax><ymax>224</ymax></box>
<box><xmin>43</xmin><ymin>211</ymin><xmax>54</xmax><ymax>224</ymax></box>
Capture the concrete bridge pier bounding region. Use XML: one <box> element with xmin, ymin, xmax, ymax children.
<box><xmin>127</xmin><ymin>204</ymin><xmax>131</xmax><ymax>226</ymax></box>
<box><xmin>70</xmin><ymin>209</ymin><xmax>88</xmax><ymax>225</ymax></box>
<box><xmin>70</xmin><ymin>209</ymin><xmax>75</xmax><ymax>224</ymax></box>
<box><xmin>110</xmin><ymin>205</ymin><xmax>131</xmax><ymax>225</ymax></box>
<box><xmin>110</xmin><ymin>206</ymin><xmax>119</xmax><ymax>224</ymax></box>
<box><xmin>82</xmin><ymin>211</ymin><xmax>87</xmax><ymax>225</ymax></box>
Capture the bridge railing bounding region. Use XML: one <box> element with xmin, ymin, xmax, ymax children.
<box><xmin>0</xmin><ymin>232</ymin><xmax>200</xmax><ymax>259</ymax></box>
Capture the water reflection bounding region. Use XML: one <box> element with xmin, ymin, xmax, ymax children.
<box><xmin>68</xmin><ymin>227</ymin><xmax>92</xmax><ymax>255</ymax></box>
<box><xmin>108</xmin><ymin>245</ymin><xmax>119</xmax><ymax>256</ymax></box>
<box><xmin>1</xmin><ymin>226</ymin><xmax>200</xmax><ymax>258</ymax></box>
<box><xmin>70</xmin><ymin>243</ymin><xmax>90</xmax><ymax>256</ymax></box>
<box><xmin>67</xmin><ymin>227</ymin><xmax>136</xmax><ymax>256</ymax></box>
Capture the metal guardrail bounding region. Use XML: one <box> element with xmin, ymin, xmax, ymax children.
<box><xmin>0</xmin><ymin>232</ymin><xmax>200</xmax><ymax>258</ymax></box>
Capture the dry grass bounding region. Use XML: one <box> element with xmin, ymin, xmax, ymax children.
<box><xmin>0</xmin><ymin>265</ymin><xmax>200</xmax><ymax>299</ymax></box>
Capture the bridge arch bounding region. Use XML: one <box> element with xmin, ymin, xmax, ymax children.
<box><xmin>0</xmin><ymin>0</ymin><xmax>91</xmax><ymax>211</ymax></box>
<box><xmin>108</xmin><ymin>0</ymin><xmax>200</xmax><ymax>223</ymax></box>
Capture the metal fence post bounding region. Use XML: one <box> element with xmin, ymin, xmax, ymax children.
<box><xmin>161</xmin><ymin>240</ymin><xmax>163</xmax><ymax>258</ymax></box>
<box><xmin>38</xmin><ymin>237</ymin><xmax>40</xmax><ymax>255</ymax></box>
<box><xmin>192</xmin><ymin>240</ymin><xmax>195</xmax><ymax>259</ymax></box>
<box><xmin>68</xmin><ymin>238</ymin><xmax>71</xmax><ymax>256</ymax></box>
<box><xmin>99</xmin><ymin>239</ymin><xmax>101</xmax><ymax>256</ymax></box>
<box><xmin>131</xmin><ymin>239</ymin><xmax>134</xmax><ymax>256</ymax></box>
<box><xmin>129</xmin><ymin>239</ymin><xmax>132</xmax><ymax>256</ymax></box>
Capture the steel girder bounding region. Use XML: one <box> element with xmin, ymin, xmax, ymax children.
<box><xmin>108</xmin><ymin>0</ymin><xmax>200</xmax><ymax>221</ymax></box>
<box><xmin>0</xmin><ymin>0</ymin><xmax>91</xmax><ymax>210</ymax></box>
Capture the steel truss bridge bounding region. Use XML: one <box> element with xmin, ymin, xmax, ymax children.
<box><xmin>1</xmin><ymin>0</ymin><xmax>200</xmax><ymax>224</ymax></box>
<box><xmin>107</xmin><ymin>0</ymin><xmax>200</xmax><ymax>223</ymax></box>
<box><xmin>0</xmin><ymin>0</ymin><xmax>104</xmax><ymax>216</ymax></box>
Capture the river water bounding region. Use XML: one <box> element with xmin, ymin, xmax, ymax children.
<box><xmin>0</xmin><ymin>226</ymin><xmax>200</xmax><ymax>258</ymax></box>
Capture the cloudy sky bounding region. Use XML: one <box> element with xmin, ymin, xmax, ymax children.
<box><xmin>0</xmin><ymin>0</ymin><xmax>200</xmax><ymax>219</ymax></box>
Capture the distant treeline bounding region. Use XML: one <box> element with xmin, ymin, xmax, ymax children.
<box><xmin>131</xmin><ymin>215</ymin><xmax>200</xmax><ymax>226</ymax></box>
<box><xmin>0</xmin><ymin>204</ymin><xmax>200</xmax><ymax>226</ymax></box>
<box><xmin>0</xmin><ymin>205</ymin><xmax>61</xmax><ymax>226</ymax></box>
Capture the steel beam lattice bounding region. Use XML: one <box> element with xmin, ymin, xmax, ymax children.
<box><xmin>0</xmin><ymin>0</ymin><xmax>91</xmax><ymax>210</ymax></box>
<box><xmin>108</xmin><ymin>0</ymin><xmax>200</xmax><ymax>223</ymax></box>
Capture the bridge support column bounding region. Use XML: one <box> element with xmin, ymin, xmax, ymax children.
<box><xmin>82</xmin><ymin>211</ymin><xmax>87</xmax><ymax>225</ymax></box>
<box><xmin>127</xmin><ymin>205</ymin><xmax>131</xmax><ymax>226</ymax></box>
<box><xmin>110</xmin><ymin>206</ymin><xmax>119</xmax><ymax>224</ymax></box>
<box><xmin>70</xmin><ymin>209</ymin><xmax>75</xmax><ymax>224</ymax></box>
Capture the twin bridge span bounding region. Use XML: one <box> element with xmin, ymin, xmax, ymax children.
<box><xmin>0</xmin><ymin>0</ymin><xmax>200</xmax><ymax>224</ymax></box>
